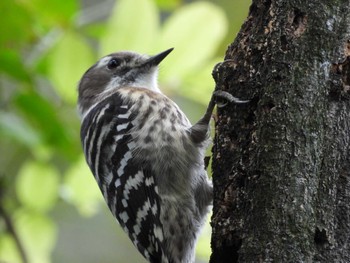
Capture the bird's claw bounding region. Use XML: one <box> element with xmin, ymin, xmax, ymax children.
<box><xmin>213</xmin><ymin>90</ymin><xmax>249</xmax><ymax>108</ymax></box>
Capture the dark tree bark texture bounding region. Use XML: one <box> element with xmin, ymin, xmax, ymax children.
<box><xmin>210</xmin><ymin>0</ymin><xmax>350</xmax><ymax>262</ymax></box>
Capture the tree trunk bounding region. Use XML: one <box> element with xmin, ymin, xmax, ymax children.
<box><xmin>210</xmin><ymin>0</ymin><xmax>350</xmax><ymax>262</ymax></box>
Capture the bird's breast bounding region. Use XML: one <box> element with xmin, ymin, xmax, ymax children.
<box><xmin>116</xmin><ymin>86</ymin><xmax>195</xmax><ymax>160</ymax></box>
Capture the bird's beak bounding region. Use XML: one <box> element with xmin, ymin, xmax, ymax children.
<box><xmin>144</xmin><ymin>48</ymin><xmax>174</xmax><ymax>66</ymax></box>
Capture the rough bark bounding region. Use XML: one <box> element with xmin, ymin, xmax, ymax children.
<box><xmin>210</xmin><ymin>0</ymin><xmax>350</xmax><ymax>262</ymax></box>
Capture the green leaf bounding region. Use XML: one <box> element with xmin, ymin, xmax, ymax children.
<box><xmin>0</xmin><ymin>49</ymin><xmax>32</xmax><ymax>82</ymax></box>
<box><xmin>0</xmin><ymin>234</ymin><xmax>22</xmax><ymax>263</ymax></box>
<box><xmin>157</xmin><ymin>1</ymin><xmax>228</xmax><ymax>81</ymax></box>
<box><xmin>14</xmin><ymin>91</ymin><xmax>80</xmax><ymax>159</ymax></box>
<box><xmin>63</xmin><ymin>156</ymin><xmax>102</xmax><ymax>216</ymax></box>
<box><xmin>155</xmin><ymin>0</ymin><xmax>181</xmax><ymax>10</ymax></box>
<box><xmin>48</xmin><ymin>31</ymin><xmax>95</xmax><ymax>104</ymax></box>
<box><xmin>82</xmin><ymin>23</ymin><xmax>107</xmax><ymax>39</ymax></box>
<box><xmin>180</xmin><ymin>58</ymin><xmax>222</xmax><ymax>105</ymax></box>
<box><xmin>15</xmin><ymin>210</ymin><xmax>57</xmax><ymax>263</ymax></box>
<box><xmin>16</xmin><ymin>162</ymin><xmax>60</xmax><ymax>212</ymax></box>
<box><xmin>0</xmin><ymin>112</ymin><xmax>41</xmax><ymax>146</ymax></box>
<box><xmin>0</xmin><ymin>1</ymin><xmax>35</xmax><ymax>48</ymax></box>
<box><xmin>25</xmin><ymin>0</ymin><xmax>78</xmax><ymax>28</ymax></box>
<box><xmin>100</xmin><ymin>0</ymin><xmax>159</xmax><ymax>55</ymax></box>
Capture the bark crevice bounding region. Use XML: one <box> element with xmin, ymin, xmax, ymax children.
<box><xmin>210</xmin><ymin>0</ymin><xmax>350</xmax><ymax>262</ymax></box>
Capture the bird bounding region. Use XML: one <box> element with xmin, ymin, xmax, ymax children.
<box><xmin>78</xmin><ymin>48</ymin><xmax>244</xmax><ymax>263</ymax></box>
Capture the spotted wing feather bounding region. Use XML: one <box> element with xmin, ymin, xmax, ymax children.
<box><xmin>81</xmin><ymin>93</ymin><xmax>165</xmax><ymax>262</ymax></box>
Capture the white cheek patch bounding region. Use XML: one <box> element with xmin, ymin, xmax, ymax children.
<box><xmin>132</xmin><ymin>70</ymin><xmax>160</xmax><ymax>93</ymax></box>
<box><xmin>103</xmin><ymin>76</ymin><xmax>123</xmax><ymax>94</ymax></box>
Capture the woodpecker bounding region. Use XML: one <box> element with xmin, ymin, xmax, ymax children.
<box><xmin>78</xmin><ymin>48</ymin><xmax>245</xmax><ymax>263</ymax></box>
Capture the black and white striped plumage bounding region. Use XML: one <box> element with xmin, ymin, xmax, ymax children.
<box><xmin>78</xmin><ymin>48</ymin><xmax>213</xmax><ymax>263</ymax></box>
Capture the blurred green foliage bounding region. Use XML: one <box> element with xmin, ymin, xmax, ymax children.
<box><xmin>0</xmin><ymin>0</ymin><xmax>250</xmax><ymax>262</ymax></box>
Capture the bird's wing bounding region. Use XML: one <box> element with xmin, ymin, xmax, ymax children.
<box><xmin>114</xmin><ymin>166</ymin><xmax>165</xmax><ymax>262</ymax></box>
<box><xmin>81</xmin><ymin>93</ymin><xmax>165</xmax><ymax>262</ymax></box>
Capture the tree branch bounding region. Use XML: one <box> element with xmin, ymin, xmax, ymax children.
<box><xmin>0</xmin><ymin>205</ymin><xmax>28</xmax><ymax>263</ymax></box>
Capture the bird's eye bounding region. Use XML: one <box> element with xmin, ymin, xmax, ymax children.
<box><xmin>107</xmin><ymin>58</ymin><xmax>120</xmax><ymax>69</ymax></box>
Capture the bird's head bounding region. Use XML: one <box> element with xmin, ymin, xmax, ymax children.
<box><xmin>78</xmin><ymin>48</ymin><xmax>173</xmax><ymax>116</ymax></box>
